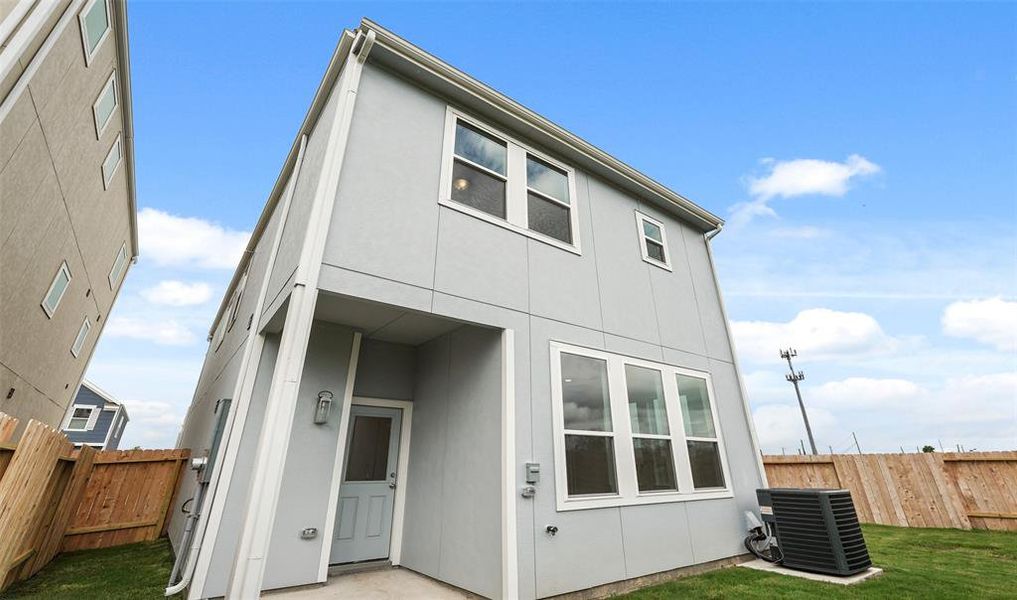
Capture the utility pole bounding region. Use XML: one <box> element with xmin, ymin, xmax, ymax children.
<box><xmin>781</xmin><ymin>348</ymin><xmax>818</xmax><ymax>455</ymax></box>
<box><xmin>852</xmin><ymin>431</ymin><xmax>862</xmax><ymax>454</ymax></box>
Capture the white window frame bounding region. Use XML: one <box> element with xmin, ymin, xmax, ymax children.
<box><xmin>78</xmin><ymin>0</ymin><xmax>112</xmax><ymax>67</ymax></box>
<box><xmin>107</xmin><ymin>242</ymin><xmax>128</xmax><ymax>289</ymax></box>
<box><xmin>101</xmin><ymin>133</ymin><xmax>123</xmax><ymax>189</ymax></box>
<box><xmin>439</xmin><ymin>107</ymin><xmax>582</xmax><ymax>255</ymax></box>
<box><xmin>64</xmin><ymin>405</ymin><xmax>99</xmax><ymax>431</ymax></box>
<box><xmin>92</xmin><ymin>70</ymin><xmax>119</xmax><ymax>139</ymax></box>
<box><xmin>71</xmin><ymin>317</ymin><xmax>92</xmax><ymax>357</ymax></box>
<box><xmin>549</xmin><ymin>341</ymin><xmax>732</xmax><ymax>511</ymax></box>
<box><xmin>212</xmin><ymin>314</ymin><xmax>227</xmax><ymax>352</ymax></box>
<box><xmin>635</xmin><ymin>211</ymin><xmax>672</xmax><ymax>271</ymax></box>
<box><xmin>226</xmin><ymin>270</ymin><xmax>248</xmax><ymax>332</ymax></box>
<box><xmin>41</xmin><ymin>261</ymin><xmax>72</xmax><ymax>318</ymax></box>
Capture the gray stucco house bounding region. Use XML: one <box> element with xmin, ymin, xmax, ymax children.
<box><xmin>61</xmin><ymin>380</ymin><xmax>129</xmax><ymax>450</ymax></box>
<box><xmin>167</xmin><ymin>19</ymin><xmax>766</xmax><ymax>599</ymax></box>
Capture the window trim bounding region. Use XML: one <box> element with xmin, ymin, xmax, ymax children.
<box><xmin>101</xmin><ymin>133</ymin><xmax>123</xmax><ymax>189</ymax></box>
<box><xmin>92</xmin><ymin>70</ymin><xmax>119</xmax><ymax>139</ymax></box>
<box><xmin>549</xmin><ymin>341</ymin><xmax>732</xmax><ymax>511</ymax></box>
<box><xmin>107</xmin><ymin>242</ymin><xmax>128</xmax><ymax>289</ymax></box>
<box><xmin>64</xmin><ymin>405</ymin><xmax>99</xmax><ymax>431</ymax></box>
<box><xmin>226</xmin><ymin>270</ymin><xmax>248</xmax><ymax>332</ymax></box>
<box><xmin>635</xmin><ymin>211</ymin><xmax>672</xmax><ymax>271</ymax></box>
<box><xmin>71</xmin><ymin>317</ymin><xmax>92</xmax><ymax>357</ymax></box>
<box><xmin>78</xmin><ymin>0</ymin><xmax>112</xmax><ymax>67</ymax></box>
<box><xmin>41</xmin><ymin>261</ymin><xmax>72</xmax><ymax>318</ymax></box>
<box><xmin>439</xmin><ymin>107</ymin><xmax>582</xmax><ymax>255</ymax></box>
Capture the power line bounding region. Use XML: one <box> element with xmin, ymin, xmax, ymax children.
<box><xmin>780</xmin><ymin>348</ymin><xmax>817</xmax><ymax>455</ymax></box>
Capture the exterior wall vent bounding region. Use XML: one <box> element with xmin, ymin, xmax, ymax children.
<box><xmin>757</xmin><ymin>488</ymin><xmax>872</xmax><ymax>576</ymax></box>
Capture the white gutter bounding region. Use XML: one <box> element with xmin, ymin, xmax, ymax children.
<box><xmin>112</xmin><ymin>0</ymin><xmax>139</xmax><ymax>258</ymax></box>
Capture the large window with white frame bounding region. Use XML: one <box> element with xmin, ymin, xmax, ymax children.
<box><xmin>441</xmin><ymin>108</ymin><xmax>581</xmax><ymax>251</ymax></box>
<box><xmin>108</xmin><ymin>242</ymin><xmax>128</xmax><ymax>289</ymax></box>
<box><xmin>78</xmin><ymin>0</ymin><xmax>112</xmax><ymax>66</ymax></box>
<box><xmin>92</xmin><ymin>70</ymin><xmax>119</xmax><ymax>138</ymax></box>
<box><xmin>636</xmin><ymin>211</ymin><xmax>671</xmax><ymax>270</ymax></box>
<box><xmin>550</xmin><ymin>342</ymin><xmax>730</xmax><ymax>511</ymax></box>
<box><xmin>42</xmin><ymin>261</ymin><xmax>72</xmax><ymax>318</ymax></box>
<box><xmin>66</xmin><ymin>405</ymin><xmax>98</xmax><ymax>431</ymax></box>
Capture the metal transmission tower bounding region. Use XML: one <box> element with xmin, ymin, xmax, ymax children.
<box><xmin>780</xmin><ymin>348</ymin><xmax>818</xmax><ymax>455</ymax></box>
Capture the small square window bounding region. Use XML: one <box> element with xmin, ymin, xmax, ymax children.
<box><xmin>93</xmin><ymin>71</ymin><xmax>118</xmax><ymax>138</ymax></box>
<box><xmin>636</xmin><ymin>212</ymin><xmax>671</xmax><ymax>270</ymax></box>
<box><xmin>102</xmin><ymin>134</ymin><xmax>123</xmax><ymax>189</ymax></box>
<box><xmin>71</xmin><ymin>318</ymin><xmax>92</xmax><ymax>357</ymax></box>
<box><xmin>67</xmin><ymin>407</ymin><xmax>94</xmax><ymax>431</ymax></box>
<box><xmin>79</xmin><ymin>0</ymin><xmax>111</xmax><ymax>65</ymax></box>
<box><xmin>42</xmin><ymin>262</ymin><xmax>72</xmax><ymax>317</ymax></box>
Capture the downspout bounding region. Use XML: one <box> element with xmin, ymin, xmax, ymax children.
<box><xmin>164</xmin><ymin>134</ymin><xmax>309</xmax><ymax>598</ymax></box>
<box><xmin>702</xmin><ymin>225</ymin><xmax>769</xmax><ymax>487</ymax></box>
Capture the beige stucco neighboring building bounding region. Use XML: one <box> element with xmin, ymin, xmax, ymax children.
<box><xmin>0</xmin><ymin>0</ymin><xmax>137</xmax><ymax>438</ymax></box>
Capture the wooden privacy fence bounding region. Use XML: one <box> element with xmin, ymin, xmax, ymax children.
<box><xmin>0</xmin><ymin>415</ymin><xmax>188</xmax><ymax>592</ymax></box>
<box><xmin>764</xmin><ymin>452</ymin><xmax>1017</xmax><ymax>532</ymax></box>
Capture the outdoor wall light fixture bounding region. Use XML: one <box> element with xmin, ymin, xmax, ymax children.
<box><xmin>313</xmin><ymin>390</ymin><xmax>334</xmax><ymax>425</ymax></box>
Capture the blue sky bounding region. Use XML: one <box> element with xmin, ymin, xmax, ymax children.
<box><xmin>88</xmin><ymin>2</ymin><xmax>1016</xmax><ymax>452</ymax></box>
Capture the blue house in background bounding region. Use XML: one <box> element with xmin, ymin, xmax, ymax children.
<box><xmin>61</xmin><ymin>381</ymin><xmax>130</xmax><ymax>450</ymax></box>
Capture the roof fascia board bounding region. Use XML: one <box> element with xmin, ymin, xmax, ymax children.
<box><xmin>206</xmin><ymin>29</ymin><xmax>357</xmax><ymax>336</ymax></box>
<box><xmin>358</xmin><ymin>18</ymin><xmax>722</xmax><ymax>231</ymax></box>
<box><xmin>112</xmin><ymin>0</ymin><xmax>139</xmax><ymax>258</ymax></box>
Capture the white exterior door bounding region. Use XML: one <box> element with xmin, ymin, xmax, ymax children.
<box><xmin>330</xmin><ymin>405</ymin><xmax>402</xmax><ymax>564</ymax></box>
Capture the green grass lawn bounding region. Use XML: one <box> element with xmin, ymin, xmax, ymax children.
<box><xmin>0</xmin><ymin>538</ymin><xmax>179</xmax><ymax>600</ymax></box>
<box><xmin>623</xmin><ymin>524</ymin><xmax>1017</xmax><ymax>599</ymax></box>
<box><xmin>2</xmin><ymin>525</ymin><xmax>1014</xmax><ymax>599</ymax></box>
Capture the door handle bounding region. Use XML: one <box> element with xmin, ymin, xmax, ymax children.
<box><xmin>388</xmin><ymin>472</ymin><xmax>397</xmax><ymax>489</ymax></box>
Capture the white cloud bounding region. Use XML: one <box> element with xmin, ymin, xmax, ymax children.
<box><xmin>732</xmin><ymin>308</ymin><xmax>899</xmax><ymax>362</ymax></box>
<box><xmin>752</xmin><ymin>404</ymin><xmax>837</xmax><ymax>453</ymax></box>
<box><xmin>141</xmin><ymin>280</ymin><xmax>213</xmax><ymax>306</ymax></box>
<box><xmin>105</xmin><ymin>316</ymin><xmax>197</xmax><ymax>346</ymax></box>
<box><xmin>748</xmin><ymin>155</ymin><xmax>881</xmax><ymax>201</ymax></box>
<box><xmin>138</xmin><ymin>207</ymin><xmax>249</xmax><ymax>269</ymax></box>
<box><xmin>810</xmin><ymin>377</ymin><xmax>924</xmax><ymax>410</ymax></box>
<box><xmin>729</xmin><ymin>155</ymin><xmax>880</xmax><ymax>227</ymax></box>
<box><xmin>769</xmin><ymin>225</ymin><xmax>831</xmax><ymax>240</ymax></box>
<box><xmin>942</xmin><ymin>297</ymin><xmax>1017</xmax><ymax>352</ymax></box>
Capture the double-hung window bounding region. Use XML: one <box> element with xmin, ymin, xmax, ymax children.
<box><xmin>108</xmin><ymin>242</ymin><xmax>128</xmax><ymax>289</ymax></box>
<box><xmin>102</xmin><ymin>134</ymin><xmax>123</xmax><ymax>189</ymax></box>
<box><xmin>78</xmin><ymin>0</ymin><xmax>111</xmax><ymax>66</ymax></box>
<box><xmin>42</xmin><ymin>262</ymin><xmax>72</xmax><ymax>317</ymax></box>
<box><xmin>442</xmin><ymin>109</ymin><xmax>581</xmax><ymax>251</ymax></box>
<box><xmin>66</xmin><ymin>406</ymin><xmax>98</xmax><ymax>431</ymax></box>
<box><xmin>550</xmin><ymin>342</ymin><xmax>730</xmax><ymax>510</ymax></box>
<box><xmin>93</xmin><ymin>70</ymin><xmax>119</xmax><ymax>138</ymax></box>
<box><xmin>636</xmin><ymin>212</ymin><xmax>671</xmax><ymax>270</ymax></box>
<box><xmin>226</xmin><ymin>270</ymin><xmax>248</xmax><ymax>332</ymax></box>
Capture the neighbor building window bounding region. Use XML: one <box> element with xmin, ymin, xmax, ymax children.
<box><xmin>442</xmin><ymin>108</ymin><xmax>580</xmax><ymax>251</ymax></box>
<box><xmin>42</xmin><ymin>261</ymin><xmax>72</xmax><ymax>318</ymax></box>
<box><xmin>71</xmin><ymin>318</ymin><xmax>92</xmax><ymax>357</ymax></box>
<box><xmin>550</xmin><ymin>342</ymin><xmax>730</xmax><ymax>510</ymax></box>
<box><xmin>636</xmin><ymin>212</ymin><xmax>670</xmax><ymax>269</ymax></box>
<box><xmin>66</xmin><ymin>406</ymin><xmax>97</xmax><ymax>431</ymax></box>
<box><xmin>102</xmin><ymin>134</ymin><xmax>123</xmax><ymax>189</ymax></box>
<box><xmin>108</xmin><ymin>242</ymin><xmax>128</xmax><ymax>289</ymax></box>
<box><xmin>93</xmin><ymin>70</ymin><xmax>119</xmax><ymax>138</ymax></box>
<box><xmin>79</xmin><ymin>0</ymin><xmax>111</xmax><ymax>65</ymax></box>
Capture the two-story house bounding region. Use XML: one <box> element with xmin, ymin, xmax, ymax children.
<box><xmin>167</xmin><ymin>19</ymin><xmax>766</xmax><ymax>600</ymax></box>
<box><xmin>61</xmin><ymin>379</ymin><xmax>129</xmax><ymax>450</ymax></box>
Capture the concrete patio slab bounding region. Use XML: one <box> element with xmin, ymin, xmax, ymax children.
<box><xmin>738</xmin><ymin>559</ymin><xmax>883</xmax><ymax>585</ymax></box>
<box><xmin>264</xmin><ymin>567</ymin><xmax>476</xmax><ymax>599</ymax></box>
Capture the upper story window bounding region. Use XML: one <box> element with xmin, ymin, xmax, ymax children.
<box><xmin>441</xmin><ymin>108</ymin><xmax>581</xmax><ymax>252</ymax></box>
<box><xmin>226</xmin><ymin>270</ymin><xmax>248</xmax><ymax>332</ymax></box>
<box><xmin>108</xmin><ymin>242</ymin><xmax>128</xmax><ymax>289</ymax></box>
<box><xmin>79</xmin><ymin>0</ymin><xmax>111</xmax><ymax>66</ymax></box>
<box><xmin>66</xmin><ymin>405</ymin><xmax>98</xmax><ymax>431</ymax></box>
<box><xmin>636</xmin><ymin>212</ymin><xmax>671</xmax><ymax>270</ymax></box>
<box><xmin>71</xmin><ymin>317</ymin><xmax>92</xmax><ymax>357</ymax></box>
<box><xmin>102</xmin><ymin>134</ymin><xmax>123</xmax><ymax>189</ymax></box>
<box><xmin>550</xmin><ymin>342</ymin><xmax>730</xmax><ymax>511</ymax></box>
<box><xmin>93</xmin><ymin>71</ymin><xmax>119</xmax><ymax>138</ymax></box>
<box><xmin>42</xmin><ymin>261</ymin><xmax>72</xmax><ymax>318</ymax></box>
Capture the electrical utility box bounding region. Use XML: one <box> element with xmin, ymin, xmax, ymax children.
<box><xmin>757</xmin><ymin>488</ymin><xmax>872</xmax><ymax>576</ymax></box>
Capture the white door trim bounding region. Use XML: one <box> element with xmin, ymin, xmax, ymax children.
<box><xmin>501</xmin><ymin>328</ymin><xmax>518</xmax><ymax>599</ymax></box>
<box><xmin>320</xmin><ymin>395</ymin><xmax>413</xmax><ymax>575</ymax></box>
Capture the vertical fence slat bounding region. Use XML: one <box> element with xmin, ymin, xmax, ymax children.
<box><xmin>765</xmin><ymin>452</ymin><xmax>1016</xmax><ymax>532</ymax></box>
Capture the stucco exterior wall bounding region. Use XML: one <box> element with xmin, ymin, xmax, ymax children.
<box><xmin>0</xmin><ymin>1</ymin><xmax>134</xmax><ymax>436</ymax></box>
